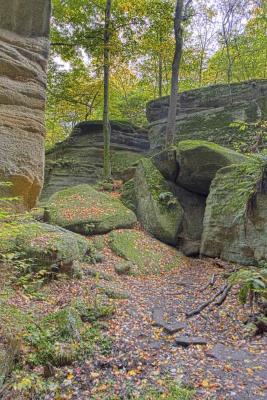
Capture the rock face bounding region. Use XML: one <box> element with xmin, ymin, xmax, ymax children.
<box><xmin>201</xmin><ymin>160</ymin><xmax>267</xmax><ymax>265</ymax></box>
<box><xmin>0</xmin><ymin>0</ymin><xmax>51</xmax><ymax>209</ymax></box>
<box><xmin>175</xmin><ymin>140</ymin><xmax>248</xmax><ymax>195</ymax></box>
<box><xmin>42</xmin><ymin>121</ymin><xmax>149</xmax><ymax>200</ymax></box>
<box><xmin>46</xmin><ymin>184</ymin><xmax>137</xmax><ymax>235</ymax></box>
<box><xmin>135</xmin><ymin>159</ymin><xmax>184</xmax><ymax>245</ymax></box>
<box><xmin>147</xmin><ymin>80</ymin><xmax>267</xmax><ymax>150</ymax></box>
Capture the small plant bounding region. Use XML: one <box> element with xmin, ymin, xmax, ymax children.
<box><xmin>158</xmin><ymin>192</ymin><xmax>178</xmax><ymax>209</ymax></box>
<box><xmin>229</xmin><ymin>266</ymin><xmax>267</xmax><ymax>311</ymax></box>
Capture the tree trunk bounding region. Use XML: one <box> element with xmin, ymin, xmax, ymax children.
<box><xmin>165</xmin><ymin>0</ymin><xmax>184</xmax><ymax>148</ymax></box>
<box><xmin>103</xmin><ymin>0</ymin><xmax>112</xmax><ymax>180</ymax></box>
<box><xmin>158</xmin><ymin>54</ymin><xmax>163</xmax><ymax>98</ymax></box>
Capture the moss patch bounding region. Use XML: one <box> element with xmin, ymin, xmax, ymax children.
<box><xmin>46</xmin><ymin>185</ymin><xmax>137</xmax><ymax>235</ymax></box>
<box><xmin>135</xmin><ymin>159</ymin><xmax>184</xmax><ymax>245</ymax></box>
<box><xmin>109</xmin><ymin>229</ymin><xmax>183</xmax><ymax>274</ymax></box>
<box><xmin>0</xmin><ymin>221</ymin><xmax>91</xmax><ymax>268</ymax></box>
<box><xmin>121</xmin><ymin>179</ymin><xmax>137</xmax><ymax>213</ymax></box>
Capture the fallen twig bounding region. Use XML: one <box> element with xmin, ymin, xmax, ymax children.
<box><xmin>201</xmin><ymin>273</ymin><xmax>216</xmax><ymax>291</ymax></box>
<box><xmin>214</xmin><ymin>284</ymin><xmax>232</xmax><ymax>306</ymax></box>
<box><xmin>186</xmin><ymin>284</ymin><xmax>227</xmax><ymax>318</ymax></box>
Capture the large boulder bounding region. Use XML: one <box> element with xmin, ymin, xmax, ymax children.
<box><xmin>0</xmin><ymin>221</ymin><xmax>91</xmax><ymax>271</ymax></box>
<box><xmin>147</xmin><ymin>80</ymin><xmax>267</xmax><ymax>150</ymax></box>
<box><xmin>135</xmin><ymin>159</ymin><xmax>184</xmax><ymax>245</ymax></box>
<box><xmin>201</xmin><ymin>160</ymin><xmax>267</xmax><ymax>265</ymax></box>
<box><xmin>109</xmin><ymin>229</ymin><xmax>183</xmax><ymax>275</ymax></box>
<box><xmin>46</xmin><ymin>184</ymin><xmax>137</xmax><ymax>235</ymax></box>
<box><xmin>175</xmin><ymin>140</ymin><xmax>248</xmax><ymax>195</ymax></box>
<box><xmin>42</xmin><ymin>121</ymin><xmax>149</xmax><ymax>200</ymax></box>
<box><xmin>0</xmin><ymin>0</ymin><xmax>51</xmax><ymax>209</ymax></box>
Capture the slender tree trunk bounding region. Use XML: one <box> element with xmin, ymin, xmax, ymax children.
<box><xmin>165</xmin><ymin>0</ymin><xmax>184</xmax><ymax>148</ymax></box>
<box><xmin>103</xmin><ymin>0</ymin><xmax>112</xmax><ymax>180</ymax></box>
<box><xmin>158</xmin><ymin>32</ymin><xmax>163</xmax><ymax>98</ymax></box>
<box><xmin>159</xmin><ymin>54</ymin><xmax>163</xmax><ymax>98</ymax></box>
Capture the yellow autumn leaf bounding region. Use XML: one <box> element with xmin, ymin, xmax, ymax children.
<box><xmin>201</xmin><ymin>379</ymin><xmax>210</xmax><ymax>388</ymax></box>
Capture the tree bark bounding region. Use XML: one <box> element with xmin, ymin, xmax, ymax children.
<box><xmin>165</xmin><ymin>0</ymin><xmax>184</xmax><ymax>148</ymax></box>
<box><xmin>103</xmin><ymin>0</ymin><xmax>112</xmax><ymax>180</ymax></box>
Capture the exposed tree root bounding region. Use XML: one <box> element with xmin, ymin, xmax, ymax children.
<box><xmin>186</xmin><ymin>284</ymin><xmax>228</xmax><ymax>318</ymax></box>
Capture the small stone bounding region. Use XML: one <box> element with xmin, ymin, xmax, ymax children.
<box><xmin>175</xmin><ymin>336</ymin><xmax>207</xmax><ymax>347</ymax></box>
<box><xmin>152</xmin><ymin>307</ymin><xmax>187</xmax><ymax>334</ymax></box>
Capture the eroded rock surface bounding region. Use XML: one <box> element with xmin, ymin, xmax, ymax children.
<box><xmin>201</xmin><ymin>160</ymin><xmax>267</xmax><ymax>265</ymax></box>
<box><xmin>0</xmin><ymin>0</ymin><xmax>51</xmax><ymax>209</ymax></box>
<box><xmin>147</xmin><ymin>80</ymin><xmax>267</xmax><ymax>150</ymax></box>
<box><xmin>42</xmin><ymin>121</ymin><xmax>149</xmax><ymax>200</ymax></box>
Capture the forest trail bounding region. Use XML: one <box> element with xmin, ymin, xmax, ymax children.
<box><xmin>39</xmin><ymin>238</ymin><xmax>267</xmax><ymax>400</ymax></box>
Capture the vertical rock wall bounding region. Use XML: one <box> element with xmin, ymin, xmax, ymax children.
<box><xmin>0</xmin><ymin>0</ymin><xmax>51</xmax><ymax>209</ymax></box>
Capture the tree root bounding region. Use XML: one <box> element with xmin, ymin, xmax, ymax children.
<box><xmin>186</xmin><ymin>284</ymin><xmax>230</xmax><ymax>318</ymax></box>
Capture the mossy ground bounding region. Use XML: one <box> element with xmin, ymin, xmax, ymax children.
<box><xmin>108</xmin><ymin>229</ymin><xmax>182</xmax><ymax>274</ymax></box>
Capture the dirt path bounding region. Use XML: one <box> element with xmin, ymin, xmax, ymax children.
<box><xmin>50</xmin><ymin>247</ymin><xmax>266</xmax><ymax>400</ymax></box>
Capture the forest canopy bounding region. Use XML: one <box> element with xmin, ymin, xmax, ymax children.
<box><xmin>46</xmin><ymin>0</ymin><xmax>267</xmax><ymax>148</ymax></box>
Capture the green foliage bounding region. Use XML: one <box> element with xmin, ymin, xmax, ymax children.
<box><xmin>138</xmin><ymin>381</ymin><xmax>195</xmax><ymax>400</ymax></box>
<box><xmin>229</xmin><ymin>120</ymin><xmax>267</xmax><ymax>153</ymax></box>
<box><xmin>25</xmin><ymin>301</ymin><xmax>114</xmax><ymax>367</ymax></box>
<box><xmin>212</xmin><ymin>158</ymin><xmax>267</xmax><ymax>223</ymax></box>
<box><xmin>229</xmin><ymin>266</ymin><xmax>267</xmax><ymax>309</ymax></box>
<box><xmin>158</xmin><ymin>192</ymin><xmax>179</xmax><ymax>209</ymax></box>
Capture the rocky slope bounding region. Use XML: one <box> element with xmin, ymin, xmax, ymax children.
<box><xmin>147</xmin><ymin>80</ymin><xmax>267</xmax><ymax>150</ymax></box>
<box><xmin>42</xmin><ymin>121</ymin><xmax>149</xmax><ymax>200</ymax></box>
<box><xmin>0</xmin><ymin>0</ymin><xmax>51</xmax><ymax>209</ymax></box>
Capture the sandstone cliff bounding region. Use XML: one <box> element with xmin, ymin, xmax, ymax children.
<box><xmin>0</xmin><ymin>0</ymin><xmax>51</xmax><ymax>209</ymax></box>
<box><xmin>42</xmin><ymin>121</ymin><xmax>150</xmax><ymax>200</ymax></box>
<box><xmin>147</xmin><ymin>80</ymin><xmax>267</xmax><ymax>150</ymax></box>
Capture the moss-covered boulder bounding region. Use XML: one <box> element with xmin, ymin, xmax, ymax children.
<box><xmin>46</xmin><ymin>185</ymin><xmax>137</xmax><ymax>235</ymax></box>
<box><xmin>109</xmin><ymin>229</ymin><xmax>182</xmax><ymax>274</ymax></box>
<box><xmin>176</xmin><ymin>140</ymin><xmax>248</xmax><ymax>195</ymax></box>
<box><xmin>201</xmin><ymin>160</ymin><xmax>267</xmax><ymax>265</ymax></box>
<box><xmin>0</xmin><ymin>221</ymin><xmax>90</xmax><ymax>271</ymax></box>
<box><xmin>135</xmin><ymin>159</ymin><xmax>184</xmax><ymax>245</ymax></box>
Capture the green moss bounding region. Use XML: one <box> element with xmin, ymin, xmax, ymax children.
<box><xmin>0</xmin><ymin>221</ymin><xmax>90</xmax><ymax>267</ymax></box>
<box><xmin>139</xmin><ymin>158</ymin><xmax>170</xmax><ymax>201</ymax></box>
<box><xmin>46</xmin><ymin>184</ymin><xmax>137</xmax><ymax>235</ymax></box>
<box><xmin>121</xmin><ymin>179</ymin><xmax>137</xmax><ymax>213</ymax></box>
<box><xmin>211</xmin><ymin>157</ymin><xmax>267</xmax><ymax>221</ymax></box>
<box><xmin>111</xmin><ymin>151</ymin><xmax>143</xmax><ymax>175</ymax></box>
<box><xmin>109</xmin><ymin>229</ymin><xmax>182</xmax><ymax>274</ymax></box>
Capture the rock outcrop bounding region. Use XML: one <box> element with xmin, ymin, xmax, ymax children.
<box><xmin>201</xmin><ymin>160</ymin><xmax>267</xmax><ymax>265</ymax></box>
<box><xmin>46</xmin><ymin>184</ymin><xmax>137</xmax><ymax>235</ymax></box>
<box><xmin>147</xmin><ymin>80</ymin><xmax>267</xmax><ymax>150</ymax></box>
<box><xmin>0</xmin><ymin>0</ymin><xmax>51</xmax><ymax>209</ymax></box>
<box><xmin>175</xmin><ymin>140</ymin><xmax>248</xmax><ymax>195</ymax></box>
<box><xmin>135</xmin><ymin>159</ymin><xmax>184</xmax><ymax>245</ymax></box>
<box><xmin>42</xmin><ymin>121</ymin><xmax>149</xmax><ymax>200</ymax></box>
